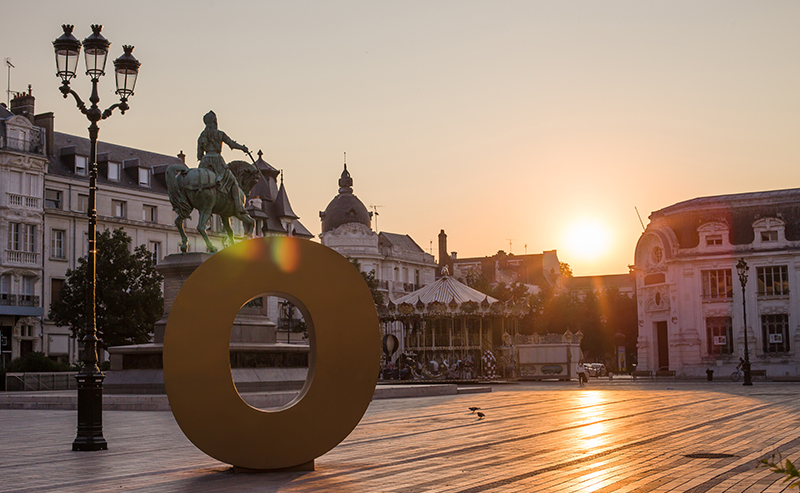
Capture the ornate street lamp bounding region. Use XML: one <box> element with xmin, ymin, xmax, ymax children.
<box><xmin>735</xmin><ymin>258</ymin><xmax>753</xmax><ymax>386</ymax></box>
<box><xmin>53</xmin><ymin>24</ymin><xmax>141</xmax><ymax>451</ymax></box>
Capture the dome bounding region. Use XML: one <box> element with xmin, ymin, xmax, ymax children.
<box><xmin>320</xmin><ymin>164</ymin><xmax>372</xmax><ymax>233</ymax></box>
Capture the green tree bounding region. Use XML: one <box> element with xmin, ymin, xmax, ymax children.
<box><xmin>49</xmin><ymin>228</ymin><xmax>164</xmax><ymax>349</ymax></box>
<box><xmin>349</xmin><ymin>258</ymin><xmax>385</xmax><ymax>305</ymax></box>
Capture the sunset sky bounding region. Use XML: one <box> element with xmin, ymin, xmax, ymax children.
<box><xmin>3</xmin><ymin>1</ymin><xmax>799</xmax><ymax>276</ymax></box>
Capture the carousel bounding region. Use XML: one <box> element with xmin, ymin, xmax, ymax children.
<box><xmin>378</xmin><ymin>274</ymin><xmax>529</xmax><ymax>381</ymax></box>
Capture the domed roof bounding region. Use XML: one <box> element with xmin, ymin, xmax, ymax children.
<box><xmin>320</xmin><ymin>164</ymin><xmax>372</xmax><ymax>233</ymax></box>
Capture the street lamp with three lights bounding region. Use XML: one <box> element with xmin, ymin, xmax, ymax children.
<box><xmin>52</xmin><ymin>24</ymin><xmax>141</xmax><ymax>451</ymax></box>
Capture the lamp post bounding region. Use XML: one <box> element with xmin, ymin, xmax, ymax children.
<box><xmin>53</xmin><ymin>24</ymin><xmax>141</xmax><ymax>451</ymax></box>
<box><xmin>735</xmin><ymin>258</ymin><xmax>753</xmax><ymax>386</ymax></box>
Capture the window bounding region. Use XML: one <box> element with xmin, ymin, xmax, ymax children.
<box><xmin>706</xmin><ymin>235</ymin><xmax>722</xmax><ymax>246</ymax></box>
<box><xmin>0</xmin><ymin>275</ymin><xmax>9</xmax><ymax>301</ymax></box>
<box><xmin>112</xmin><ymin>200</ymin><xmax>126</xmax><ymax>218</ymax></box>
<box><xmin>77</xmin><ymin>194</ymin><xmax>89</xmax><ymax>213</ymax></box>
<box><xmin>762</xmin><ymin>314</ymin><xmax>790</xmax><ymax>353</ymax></box>
<box><xmin>51</xmin><ymin>278</ymin><xmax>65</xmax><ymax>307</ymax></box>
<box><xmin>149</xmin><ymin>241</ymin><xmax>161</xmax><ymax>262</ymax></box>
<box><xmin>21</xmin><ymin>276</ymin><xmax>35</xmax><ymax>302</ymax></box>
<box><xmin>108</xmin><ymin>162</ymin><xmax>120</xmax><ymax>181</ymax></box>
<box><xmin>761</xmin><ymin>231</ymin><xmax>778</xmax><ymax>242</ymax></box>
<box><xmin>757</xmin><ymin>266</ymin><xmax>789</xmax><ymax>296</ymax></box>
<box><xmin>8</xmin><ymin>223</ymin><xmax>19</xmax><ymax>251</ymax></box>
<box><xmin>75</xmin><ymin>155</ymin><xmax>88</xmax><ymax>176</ymax></box>
<box><xmin>701</xmin><ymin>269</ymin><xmax>733</xmax><ymax>299</ymax></box>
<box><xmin>143</xmin><ymin>205</ymin><xmax>157</xmax><ymax>223</ymax></box>
<box><xmin>706</xmin><ymin>317</ymin><xmax>733</xmax><ymax>355</ymax></box>
<box><xmin>23</xmin><ymin>173</ymin><xmax>37</xmax><ymax>196</ymax></box>
<box><xmin>51</xmin><ymin>229</ymin><xmax>66</xmax><ymax>259</ymax></box>
<box><xmin>8</xmin><ymin>223</ymin><xmax>35</xmax><ymax>252</ymax></box>
<box><xmin>45</xmin><ymin>189</ymin><xmax>62</xmax><ymax>209</ymax></box>
<box><xmin>138</xmin><ymin>168</ymin><xmax>150</xmax><ymax>187</ymax></box>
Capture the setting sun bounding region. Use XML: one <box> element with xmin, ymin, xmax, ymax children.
<box><xmin>562</xmin><ymin>218</ymin><xmax>613</xmax><ymax>263</ymax></box>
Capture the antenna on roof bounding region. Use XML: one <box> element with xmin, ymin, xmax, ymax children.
<box><xmin>5</xmin><ymin>58</ymin><xmax>14</xmax><ymax>107</ymax></box>
<box><xmin>635</xmin><ymin>207</ymin><xmax>646</xmax><ymax>232</ymax></box>
<box><xmin>524</xmin><ymin>243</ymin><xmax>528</xmax><ymax>255</ymax></box>
<box><xmin>369</xmin><ymin>204</ymin><xmax>384</xmax><ymax>231</ymax></box>
<box><xmin>506</xmin><ymin>238</ymin><xmax>516</xmax><ymax>254</ymax></box>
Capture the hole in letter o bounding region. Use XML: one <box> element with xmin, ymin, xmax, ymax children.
<box><xmin>164</xmin><ymin>237</ymin><xmax>380</xmax><ymax>470</ymax></box>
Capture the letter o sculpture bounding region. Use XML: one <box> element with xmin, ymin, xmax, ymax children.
<box><xmin>163</xmin><ymin>237</ymin><xmax>380</xmax><ymax>470</ymax></box>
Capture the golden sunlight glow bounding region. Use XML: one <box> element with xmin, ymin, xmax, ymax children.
<box><xmin>562</xmin><ymin>218</ymin><xmax>613</xmax><ymax>262</ymax></box>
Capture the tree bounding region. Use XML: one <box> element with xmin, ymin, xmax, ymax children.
<box><xmin>560</xmin><ymin>262</ymin><xmax>573</xmax><ymax>277</ymax></box>
<box><xmin>349</xmin><ymin>258</ymin><xmax>385</xmax><ymax>305</ymax></box>
<box><xmin>49</xmin><ymin>228</ymin><xmax>164</xmax><ymax>349</ymax></box>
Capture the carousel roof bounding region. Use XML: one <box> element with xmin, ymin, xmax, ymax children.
<box><xmin>393</xmin><ymin>275</ymin><xmax>499</xmax><ymax>305</ymax></box>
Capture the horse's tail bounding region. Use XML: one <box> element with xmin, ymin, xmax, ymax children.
<box><xmin>165</xmin><ymin>163</ymin><xmax>193</xmax><ymax>219</ymax></box>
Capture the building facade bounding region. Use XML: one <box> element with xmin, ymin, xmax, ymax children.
<box><xmin>3</xmin><ymin>90</ymin><xmax>310</xmax><ymax>364</ymax></box>
<box><xmin>634</xmin><ymin>189</ymin><xmax>800</xmax><ymax>378</ymax></box>
<box><xmin>319</xmin><ymin>165</ymin><xmax>436</xmax><ymax>301</ymax></box>
<box><xmin>0</xmin><ymin>95</ymin><xmax>47</xmax><ymax>366</ymax></box>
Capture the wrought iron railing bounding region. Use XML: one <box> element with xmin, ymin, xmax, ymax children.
<box><xmin>0</xmin><ymin>129</ymin><xmax>45</xmax><ymax>155</ymax></box>
<box><xmin>0</xmin><ymin>295</ymin><xmax>39</xmax><ymax>307</ymax></box>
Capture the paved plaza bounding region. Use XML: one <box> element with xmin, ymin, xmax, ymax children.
<box><xmin>2</xmin><ymin>381</ymin><xmax>800</xmax><ymax>492</ymax></box>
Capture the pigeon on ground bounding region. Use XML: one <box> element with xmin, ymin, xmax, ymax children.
<box><xmin>469</xmin><ymin>407</ymin><xmax>481</xmax><ymax>413</ymax></box>
<box><xmin>476</xmin><ymin>412</ymin><xmax>485</xmax><ymax>420</ymax></box>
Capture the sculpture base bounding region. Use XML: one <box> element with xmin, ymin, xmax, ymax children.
<box><xmin>233</xmin><ymin>460</ymin><xmax>314</xmax><ymax>473</ymax></box>
<box><xmin>106</xmin><ymin>342</ymin><xmax>309</xmax><ymax>394</ymax></box>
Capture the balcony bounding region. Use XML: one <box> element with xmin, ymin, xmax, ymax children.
<box><xmin>0</xmin><ymin>130</ymin><xmax>45</xmax><ymax>155</ymax></box>
<box><xmin>7</xmin><ymin>193</ymin><xmax>40</xmax><ymax>210</ymax></box>
<box><xmin>0</xmin><ymin>295</ymin><xmax>39</xmax><ymax>307</ymax></box>
<box><xmin>5</xmin><ymin>250</ymin><xmax>39</xmax><ymax>265</ymax></box>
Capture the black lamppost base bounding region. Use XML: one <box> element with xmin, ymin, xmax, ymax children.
<box><xmin>72</xmin><ymin>371</ymin><xmax>108</xmax><ymax>451</ymax></box>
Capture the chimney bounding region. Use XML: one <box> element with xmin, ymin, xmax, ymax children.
<box><xmin>10</xmin><ymin>85</ymin><xmax>35</xmax><ymax>124</ymax></box>
<box><xmin>34</xmin><ymin>112</ymin><xmax>55</xmax><ymax>156</ymax></box>
<box><xmin>438</xmin><ymin>230</ymin><xmax>448</xmax><ymax>267</ymax></box>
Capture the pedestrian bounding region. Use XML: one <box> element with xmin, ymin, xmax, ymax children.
<box><xmin>577</xmin><ymin>360</ymin><xmax>588</xmax><ymax>387</ymax></box>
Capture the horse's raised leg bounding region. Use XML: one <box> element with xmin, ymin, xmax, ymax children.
<box><xmin>174</xmin><ymin>216</ymin><xmax>189</xmax><ymax>253</ymax></box>
<box><xmin>196</xmin><ymin>209</ymin><xmax>217</xmax><ymax>253</ymax></box>
<box><xmin>220</xmin><ymin>216</ymin><xmax>235</xmax><ymax>248</ymax></box>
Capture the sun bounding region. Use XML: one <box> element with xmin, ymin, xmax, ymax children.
<box><xmin>562</xmin><ymin>218</ymin><xmax>612</xmax><ymax>261</ymax></box>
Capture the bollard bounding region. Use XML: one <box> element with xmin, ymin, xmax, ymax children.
<box><xmin>706</xmin><ymin>369</ymin><xmax>713</xmax><ymax>382</ymax></box>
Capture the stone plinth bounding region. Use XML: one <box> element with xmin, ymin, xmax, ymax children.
<box><xmin>107</xmin><ymin>252</ymin><xmax>307</xmax><ymax>394</ymax></box>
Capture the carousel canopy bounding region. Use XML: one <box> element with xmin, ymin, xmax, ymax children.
<box><xmin>393</xmin><ymin>276</ymin><xmax>498</xmax><ymax>305</ymax></box>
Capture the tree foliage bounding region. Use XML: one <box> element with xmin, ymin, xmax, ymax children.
<box><xmin>49</xmin><ymin>228</ymin><xmax>164</xmax><ymax>349</ymax></box>
<box><xmin>349</xmin><ymin>258</ymin><xmax>385</xmax><ymax>305</ymax></box>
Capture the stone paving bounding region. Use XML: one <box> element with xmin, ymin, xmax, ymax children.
<box><xmin>1</xmin><ymin>381</ymin><xmax>799</xmax><ymax>492</ymax></box>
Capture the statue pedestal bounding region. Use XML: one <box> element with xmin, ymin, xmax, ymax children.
<box><xmin>106</xmin><ymin>252</ymin><xmax>308</xmax><ymax>394</ymax></box>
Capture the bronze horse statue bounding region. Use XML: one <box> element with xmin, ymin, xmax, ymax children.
<box><xmin>166</xmin><ymin>160</ymin><xmax>263</xmax><ymax>253</ymax></box>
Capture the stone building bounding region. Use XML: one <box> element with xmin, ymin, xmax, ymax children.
<box><xmin>634</xmin><ymin>189</ymin><xmax>800</xmax><ymax>378</ymax></box>
<box><xmin>319</xmin><ymin>164</ymin><xmax>436</xmax><ymax>301</ymax></box>
<box><xmin>0</xmin><ymin>93</ymin><xmax>47</xmax><ymax>366</ymax></box>
<box><xmin>2</xmin><ymin>89</ymin><xmax>310</xmax><ymax>364</ymax></box>
<box><xmin>437</xmin><ymin>229</ymin><xmax>562</xmax><ymax>294</ymax></box>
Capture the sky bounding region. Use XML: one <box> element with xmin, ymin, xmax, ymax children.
<box><xmin>3</xmin><ymin>1</ymin><xmax>799</xmax><ymax>276</ymax></box>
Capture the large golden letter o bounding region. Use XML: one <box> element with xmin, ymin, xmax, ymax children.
<box><xmin>163</xmin><ymin>237</ymin><xmax>380</xmax><ymax>470</ymax></box>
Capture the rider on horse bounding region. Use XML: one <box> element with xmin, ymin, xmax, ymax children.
<box><xmin>197</xmin><ymin>110</ymin><xmax>250</xmax><ymax>215</ymax></box>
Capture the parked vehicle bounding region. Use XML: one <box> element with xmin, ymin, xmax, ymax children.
<box><xmin>587</xmin><ymin>363</ymin><xmax>606</xmax><ymax>377</ymax></box>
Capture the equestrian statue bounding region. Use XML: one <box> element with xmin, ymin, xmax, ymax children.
<box><xmin>166</xmin><ymin>111</ymin><xmax>263</xmax><ymax>253</ymax></box>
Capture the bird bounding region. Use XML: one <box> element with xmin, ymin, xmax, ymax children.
<box><xmin>476</xmin><ymin>412</ymin><xmax>485</xmax><ymax>420</ymax></box>
<box><xmin>469</xmin><ymin>407</ymin><xmax>481</xmax><ymax>413</ymax></box>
